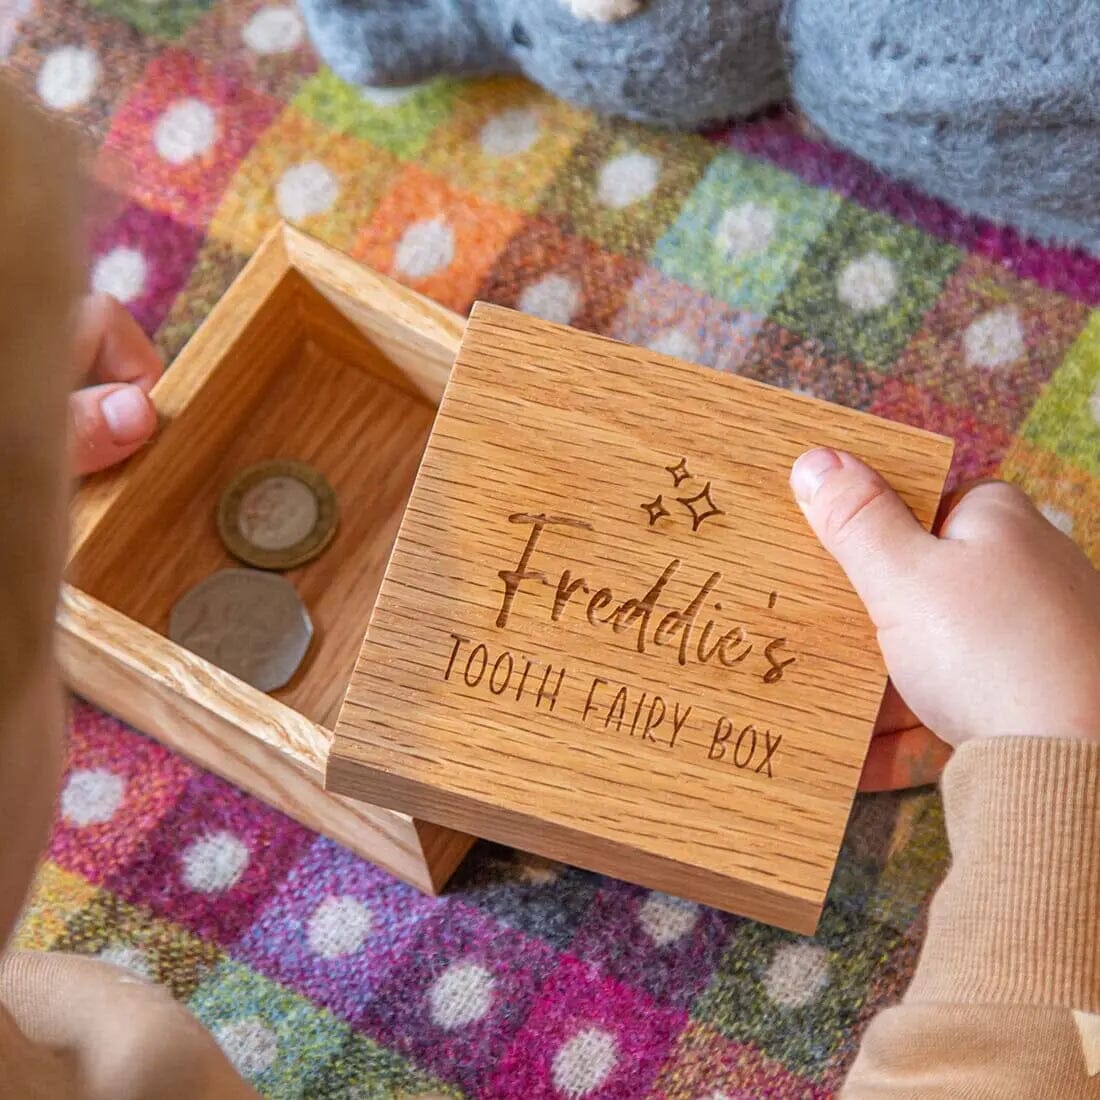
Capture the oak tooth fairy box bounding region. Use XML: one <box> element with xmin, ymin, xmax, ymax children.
<box><xmin>62</xmin><ymin>224</ymin><xmax>474</xmax><ymax>895</ymax></box>
<box><xmin>63</xmin><ymin>223</ymin><xmax>952</xmax><ymax>931</ymax></box>
<box><xmin>326</xmin><ymin>301</ymin><xmax>954</xmax><ymax>935</ymax></box>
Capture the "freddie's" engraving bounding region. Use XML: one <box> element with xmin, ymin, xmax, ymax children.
<box><xmin>496</xmin><ymin>513</ymin><xmax>796</xmax><ymax>684</ymax></box>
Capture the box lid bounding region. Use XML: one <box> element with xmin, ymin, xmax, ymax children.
<box><xmin>327</xmin><ymin>303</ymin><xmax>953</xmax><ymax>933</ymax></box>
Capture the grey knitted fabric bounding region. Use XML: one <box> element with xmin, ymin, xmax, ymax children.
<box><xmin>298</xmin><ymin>0</ymin><xmax>788</xmax><ymax>129</ymax></box>
<box><xmin>297</xmin><ymin>0</ymin><xmax>1100</xmax><ymax>252</ymax></box>
<box><xmin>786</xmin><ymin>0</ymin><xmax>1100</xmax><ymax>252</ymax></box>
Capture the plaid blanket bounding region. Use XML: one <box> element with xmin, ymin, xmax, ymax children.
<box><xmin>5</xmin><ymin>1</ymin><xmax>1098</xmax><ymax>1096</ymax></box>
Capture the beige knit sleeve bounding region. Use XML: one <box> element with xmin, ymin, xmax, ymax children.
<box><xmin>844</xmin><ymin>738</ymin><xmax>1100</xmax><ymax>1098</ymax></box>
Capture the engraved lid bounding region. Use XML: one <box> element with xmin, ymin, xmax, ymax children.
<box><xmin>327</xmin><ymin>302</ymin><xmax>953</xmax><ymax>933</ymax></box>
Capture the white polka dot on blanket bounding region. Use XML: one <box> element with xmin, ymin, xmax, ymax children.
<box><xmin>647</xmin><ymin>326</ymin><xmax>701</xmax><ymax>363</ymax></box>
<box><xmin>214</xmin><ymin>1018</ymin><xmax>279</xmax><ymax>1078</ymax></box>
<box><xmin>836</xmin><ymin>252</ymin><xmax>898</xmax><ymax>313</ymax></box>
<box><xmin>552</xmin><ymin>1027</ymin><xmax>618</xmax><ymax>1097</ymax></box>
<box><xmin>307</xmin><ymin>895</ymin><xmax>373</xmax><ymax>958</ymax></box>
<box><xmin>763</xmin><ymin>941</ymin><xmax>830</xmax><ymax>1008</ymax></box>
<box><xmin>429</xmin><ymin>961</ymin><xmax>496</xmax><ymax>1029</ymax></box>
<box><xmin>180</xmin><ymin>830</ymin><xmax>249</xmax><ymax>893</ymax></box>
<box><xmin>37</xmin><ymin>45</ymin><xmax>99</xmax><ymax>110</ymax></box>
<box><xmin>98</xmin><ymin>944</ymin><xmax>154</xmax><ymax>981</ymax></box>
<box><xmin>519</xmin><ymin>273</ymin><xmax>581</xmax><ymax>324</ymax></box>
<box><xmin>360</xmin><ymin>84</ymin><xmax>421</xmax><ymax>107</ymax></box>
<box><xmin>242</xmin><ymin>6</ymin><xmax>303</xmax><ymax>54</ymax></box>
<box><xmin>963</xmin><ymin>306</ymin><xmax>1025</xmax><ymax>368</ymax></box>
<box><xmin>480</xmin><ymin>108</ymin><xmax>542</xmax><ymax>156</ymax></box>
<box><xmin>715</xmin><ymin>201</ymin><xmax>777</xmax><ymax>260</ymax></box>
<box><xmin>61</xmin><ymin>768</ymin><xmax>125</xmax><ymax>827</ymax></box>
<box><xmin>276</xmin><ymin>160</ymin><xmax>339</xmax><ymax>221</ymax></box>
<box><xmin>91</xmin><ymin>246</ymin><xmax>147</xmax><ymax>304</ymax></box>
<box><xmin>394</xmin><ymin>218</ymin><xmax>455</xmax><ymax>279</ymax></box>
<box><xmin>153</xmin><ymin>98</ymin><xmax>218</xmax><ymax>165</ymax></box>
<box><xmin>1039</xmin><ymin>502</ymin><xmax>1074</xmax><ymax>536</ymax></box>
<box><xmin>637</xmin><ymin>891</ymin><xmax>700</xmax><ymax>946</ymax></box>
<box><xmin>596</xmin><ymin>151</ymin><xmax>660</xmax><ymax>209</ymax></box>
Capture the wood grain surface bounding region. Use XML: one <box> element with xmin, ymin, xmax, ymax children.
<box><xmin>64</xmin><ymin>224</ymin><xmax>474</xmax><ymax>892</ymax></box>
<box><xmin>329</xmin><ymin>303</ymin><xmax>954</xmax><ymax>932</ymax></box>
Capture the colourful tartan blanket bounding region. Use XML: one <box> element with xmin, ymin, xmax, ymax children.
<box><xmin>5</xmin><ymin>1</ymin><xmax>1099</xmax><ymax>1095</ymax></box>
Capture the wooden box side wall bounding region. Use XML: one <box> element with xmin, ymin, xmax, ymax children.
<box><xmin>69</xmin><ymin>230</ymin><xmax>299</xmax><ymax>568</ymax></box>
<box><xmin>61</xmin><ymin>224</ymin><xmax>476</xmax><ymax>893</ymax></box>
<box><xmin>283</xmin><ymin>226</ymin><xmax>463</xmax><ymax>407</ymax></box>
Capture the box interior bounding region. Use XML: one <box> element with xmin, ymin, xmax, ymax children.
<box><xmin>67</xmin><ymin>267</ymin><xmax>439</xmax><ymax>730</ymax></box>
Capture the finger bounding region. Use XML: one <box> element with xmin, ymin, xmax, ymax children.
<box><xmin>70</xmin><ymin>383</ymin><xmax>157</xmax><ymax>476</ymax></box>
<box><xmin>859</xmin><ymin>724</ymin><xmax>952</xmax><ymax>792</ymax></box>
<box><xmin>937</xmin><ymin>479</ymin><xmax>1038</xmax><ymax>542</ymax></box>
<box><xmin>932</xmin><ymin>478</ymin><xmax>999</xmax><ymax>534</ymax></box>
<box><xmin>72</xmin><ymin>292</ymin><xmax>163</xmax><ymax>393</ymax></box>
<box><xmin>790</xmin><ymin>449</ymin><xmax>932</xmax><ymax>623</ymax></box>
<box><xmin>872</xmin><ymin>680</ymin><xmax>920</xmax><ymax>737</ymax></box>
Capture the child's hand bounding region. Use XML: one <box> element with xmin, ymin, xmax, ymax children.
<box><xmin>69</xmin><ymin>293</ymin><xmax>162</xmax><ymax>475</ymax></box>
<box><xmin>791</xmin><ymin>449</ymin><xmax>1100</xmax><ymax>782</ymax></box>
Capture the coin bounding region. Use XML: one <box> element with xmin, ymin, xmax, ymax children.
<box><xmin>217</xmin><ymin>459</ymin><xmax>338</xmax><ymax>570</ymax></box>
<box><xmin>239</xmin><ymin>475</ymin><xmax>318</xmax><ymax>550</ymax></box>
<box><xmin>169</xmin><ymin>569</ymin><xmax>313</xmax><ymax>692</ymax></box>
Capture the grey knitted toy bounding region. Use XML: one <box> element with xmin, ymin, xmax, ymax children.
<box><xmin>297</xmin><ymin>0</ymin><xmax>788</xmax><ymax>129</ymax></box>
<box><xmin>298</xmin><ymin>0</ymin><xmax>1100</xmax><ymax>251</ymax></box>
<box><xmin>786</xmin><ymin>0</ymin><xmax>1100</xmax><ymax>253</ymax></box>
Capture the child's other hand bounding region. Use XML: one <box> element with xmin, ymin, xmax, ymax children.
<box><xmin>791</xmin><ymin>448</ymin><xmax>1100</xmax><ymax>778</ymax></box>
<box><xmin>69</xmin><ymin>293</ymin><xmax>162</xmax><ymax>475</ymax></box>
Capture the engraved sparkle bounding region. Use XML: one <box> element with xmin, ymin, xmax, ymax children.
<box><xmin>666</xmin><ymin>458</ymin><xmax>691</xmax><ymax>487</ymax></box>
<box><xmin>676</xmin><ymin>481</ymin><xmax>723</xmax><ymax>532</ymax></box>
<box><xmin>640</xmin><ymin>494</ymin><xmax>670</xmax><ymax>526</ymax></box>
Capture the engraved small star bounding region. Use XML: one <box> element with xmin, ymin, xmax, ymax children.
<box><xmin>666</xmin><ymin>458</ymin><xmax>691</xmax><ymax>487</ymax></box>
<box><xmin>641</xmin><ymin>494</ymin><xmax>670</xmax><ymax>526</ymax></box>
<box><xmin>677</xmin><ymin>481</ymin><xmax>723</xmax><ymax>532</ymax></box>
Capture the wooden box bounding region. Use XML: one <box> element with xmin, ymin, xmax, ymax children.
<box><xmin>327</xmin><ymin>305</ymin><xmax>954</xmax><ymax>934</ymax></box>
<box><xmin>61</xmin><ymin>224</ymin><xmax>474</xmax><ymax>893</ymax></box>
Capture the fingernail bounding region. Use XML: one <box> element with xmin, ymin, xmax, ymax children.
<box><xmin>100</xmin><ymin>385</ymin><xmax>150</xmax><ymax>445</ymax></box>
<box><xmin>791</xmin><ymin>448</ymin><xmax>842</xmax><ymax>504</ymax></box>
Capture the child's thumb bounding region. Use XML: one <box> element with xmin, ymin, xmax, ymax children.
<box><xmin>790</xmin><ymin>448</ymin><xmax>931</xmax><ymax>624</ymax></box>
<box><xmin>69</xmin><ymin>383</ymin><xmax>157</xmax><ymax>476</ymax></box>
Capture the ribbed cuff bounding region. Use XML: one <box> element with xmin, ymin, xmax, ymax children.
<box><xmin>906</xmin><ymin>737</ymin><xmax>1100</xmax><ymax>1010</ymax></box>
